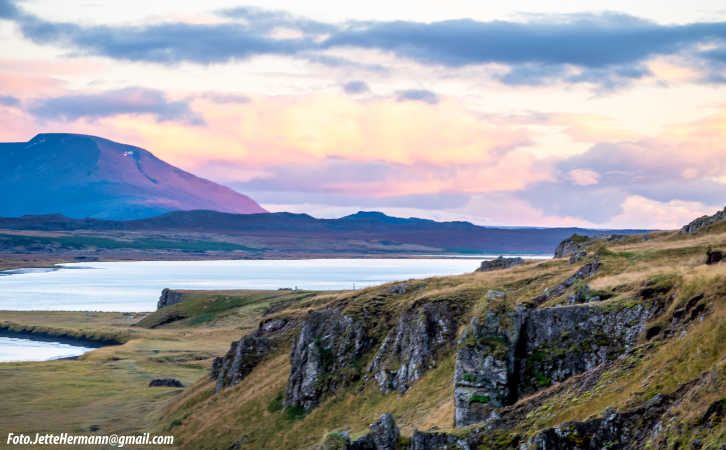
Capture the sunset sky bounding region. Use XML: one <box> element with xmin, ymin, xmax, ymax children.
<box><xmin>2</xmin><ymin>0</ymin><xmax>726</xmax><ymax>228</ymax></box>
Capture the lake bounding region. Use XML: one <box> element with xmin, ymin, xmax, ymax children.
<box><xmin>0</xmin><ymin>258</ymin><xmax>531</xmax><ymax>312</ymax></box>
<box><xmin>0</xmin><ymin>335</ymin><xmax>99</xmax><ymax>362</ymax></box>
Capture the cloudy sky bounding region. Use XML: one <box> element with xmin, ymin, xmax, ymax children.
<box><xmin>2</xmin><ymin>0</ymin><xmax>726</xmax><ymax>228</ymax></box>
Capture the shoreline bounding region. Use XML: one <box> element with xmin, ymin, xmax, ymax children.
<box><xmin>0</xmin><ymin>322</ymin><xmax>127</xmax><ymax>346</ymax></box>
<box><xmin>0</xmin><ymin>252</ymin><xmax>551</xmax><ymax>273</ymax></box>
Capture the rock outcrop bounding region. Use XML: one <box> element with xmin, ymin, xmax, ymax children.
<box><xmin>532</xmin><ymin>257</ymin><xmax>600</xmax><ymax>306</ymax></box>
<box><xmin>517</xmin><ymin>302</ymin><xmax>648</xmax><ymax>396</ymax></box>
<box><xmin>368</xmin><ymin>302</ymin><xmax>457</xmax><ymax>394</ymax></box>
<box><xmin>476</xmin><ymin>256</ymin><xmax>525</xmax><ymax>272</ymax></box>
<box><xmin>320</xmin><ymin>414</ymin><xmax>400</xmax><ymax>450</ymax></box>
<box><xmin>157</xmin><ymin>288</ymin><xmax>185</xmax><ymax>310</ymax></box>
<box><xmin>454</xmin><ymin>293</ymin><xmax>525</xmax><ymax>427</ymax></box>
<box><xmin>553</xmin><ymin>234</ymin><xmax>592</xmax><ymax>258</ymax></box>
<box><xmin>285</xmin><ymin>309</ymin><xmax>371</xmax><ymax>410</ymax></box>
<box><xmin>454</xmin><ymin>297</ymin><xmax>649</xmax><ymax>427</ymax></box>
<box><xmin>213</xmin><ymin>335</ymin><xmax>273</xmax><ymax>392</ymax></box>
<box><xmin>681</xmin><ymin>206</ymin><xmax>726</xmax><ymax>234</ymax></box>
<box><xmin>568</xmin><ymin>250</ymin><xmax>588</xmax><ymax>264</ymax></box>
<box><xmin>211</xmin><ymin>317</ymin><xmax>293</xmax><ymax>391</ymax></box>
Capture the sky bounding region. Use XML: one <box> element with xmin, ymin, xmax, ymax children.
<box><xmin>1</xmin><ymin>1</ymin><xmax>726</xmax><ymax>228</ymax></box>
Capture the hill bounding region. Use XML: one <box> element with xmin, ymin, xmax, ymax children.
<box><xmin>0</xmin><ymin>133</ymin><xmax>266</xmax><ymax>219</ymax></box>
<box><xmin>2</xmin><ymin>210</ymin><xmax>726</xmax><ymax>448</ymax></box>
<box><xmin>0</xmin><ymin>210</ymin><xmax>650</xmax><ymax>261</ymax></box>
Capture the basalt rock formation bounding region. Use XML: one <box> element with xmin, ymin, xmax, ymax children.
<box><xmin>285</xmin><ymin>309</ymin><xmax>372</xmax><ymax>410</ymax></box>
<box><xmin>368</xmin><ymin>301</ymin><xmax>457</xmax><ymax>394</ymax></box>
<box><xmin>211</xmin><ymin>317</ymin><xmax>293</xmax><ymax>391</ymax></box>
<box><xmin>452</xmin><ymin>298</ymin><xmax>649</xmax><ymax>427</ymax></box>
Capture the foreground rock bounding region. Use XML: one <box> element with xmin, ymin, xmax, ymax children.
<box><xmin>681</xmin><ymin>206</ymin><xmax>726</xmax><ymax>233</ymax></box>
<box><xmin>148</xmin><ymin>378</ymin><xmax>183</xmax><ymax>387</ymax></box>
<box><xmin>157</xmin><ymin>288</ymin><xmax>185</xmax><ymax>310</ymax></box>
<box><xmin>476</xmin><ymin>256</ymin><xmax>525</xmax><ymax>272</ymax></box>
<box><xmin>320</xmin><ymin>414</ymin><xmax>400</xmax><ymax>450</ymax></box>
<box><xmin>368</xmin><ymin>301</ymin><xmax>457</xmax><ymax>394</ymax></box>
<box><xmin>285</xmin><ymin>309</ymin><xmax>371</xmax><ymax>410</ymax></box>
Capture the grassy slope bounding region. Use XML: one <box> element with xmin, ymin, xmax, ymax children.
<box><xmin>161</xmin><ymin>229</ymin><xmax>726</xmax><ymax>449</ymax></box>
<box><xmin>2</xmin><ymin>227</ymin><xmax>726</xmax><ymax>448</ymax></box>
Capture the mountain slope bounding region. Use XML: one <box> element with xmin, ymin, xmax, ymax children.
<box><xmin>0</xmin><ymin>210</ymin><xmax>650</xmax><ymax>255</ymax></box>
<box><xmin>0</xmin><ymin>133</ymin><xmax>266</xmax><ymax>219</ymax></box>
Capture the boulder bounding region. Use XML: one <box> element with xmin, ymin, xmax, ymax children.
<box><xmin>285</xmin><ymin>309</ymin><xmax>371</xmax><ymax>410</ymax></box>
<box><xmin>148</xmin><ymin>378</ymin><xmax>184</xmax><ymax>388</ymax></box>
<box><xmin>476</xmin><ymin>256</ymin><xmax>525</xmax><ymax>272</ymax></box>
<box><xmin>707</xmin><ymin>249</ymin><xmax>723</xmax><ymax>265</ymax></box>
<box><xmin>368</xmin><ymin>302</ymin><xmax>456</xmax><ymax>394</ymax></box>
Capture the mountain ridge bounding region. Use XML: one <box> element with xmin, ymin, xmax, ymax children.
<box><xmin>0</xmin><ymin>133</ymin><xmax>266</xmax><ymax>219</ymax></box>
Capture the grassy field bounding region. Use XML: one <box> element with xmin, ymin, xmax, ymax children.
<box><xmin>1</xmin><ymin>226</ymin><xmax>726</xmax><ymax>448</ymax></box>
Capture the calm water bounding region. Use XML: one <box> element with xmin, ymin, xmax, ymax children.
<box><xmin>0</xmin><ymin>336</ymin><xmax>97</xmax><ymax>362</ymax></box>
<box><xmin>0</xmin><ymin>258</ymin><xmax>499</xmax><ymax>312</ymax></box>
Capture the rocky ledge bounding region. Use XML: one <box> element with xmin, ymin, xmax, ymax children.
<box><xmin>476</xmin><ymin>256</ymin><xmax>525</xmax><ymax>272</ymax></box>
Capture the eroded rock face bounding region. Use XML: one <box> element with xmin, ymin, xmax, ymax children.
<box><xmin>285</xmin><ymin>309</ymin><xmax>371</xmax><ymax>410</ymax></box>
<box><xmin>211</xmin><ymin>317</ymin><xmax>293</xmax><ymax>392</ymax></box>
<box><xmin>214</xmin><ymin>335</ymin><xmax>273</xmax><ymax>392</ymax></box>
<box><xmin>454</xmin><ymin>294</ymin><xmax>526</xmax><ymax>427</ymax></box>
<box><xmin>554</xmin><ymin>235</ymin><xmax>592</xmax><ymax>258</ymax></box>
<box><xmin>157</xmin><ymin>288</ymin><xmax>185</xmax><ymax>310</ymax></box>
<box><xmin>518</xmin><ymin>303</ymin><xmax>648</xmax><ymax>396</ymax></box>
<box><xmin>681</xmin><ymin>206</ymin><xmax>726</xmax><ymax>234</ymax></box>
<box><xmin>454</xmin><ymin>297</ymin><xmax>649</xmax><ymax>427</ymax></box>
<box><xmin>368</xmin><ymin>302</ymin><xmax>456</xmax><ymax>394</ymax></box>
<box><xmin>476</xmin><ymin>256</ymin><xmax>525</xmax><ymax>272</ymax></box>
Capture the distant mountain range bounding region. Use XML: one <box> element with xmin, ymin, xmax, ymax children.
<box><xmin>0</xmin><ymin>133</ymin><xmax>266</xmax><ymax>219</ymax></box>
<box><xmin>0</xmin><ymin>210</ymin><xmax>651</xmax><ymax>255</ymax></box>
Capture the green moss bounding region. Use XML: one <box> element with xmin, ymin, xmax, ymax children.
<box><xmin>267</xmin><ymin>392</ymin><xmax>284</xmax><ymax>413</ymax></box>
<box><xmin>283</xmin><ymin>404</ymin><xmax>308</xmax><ymax>421</ymax></box>
<box><xmin>469</xmin><ymin>395</ymin><xmax>490</xmax><ymax>404</ymax></box>
<box><xmin>168</xmin><ymin>419</ymin><xmax>182</xmax><ymax>431</ymax></box>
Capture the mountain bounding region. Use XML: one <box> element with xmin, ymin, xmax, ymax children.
<box><xmin>0</xmin><ymin>133</ymin><xmax>266</xmax><ymax>219</ymax></box>
<box><xmin>0</xmin><ymin>210</ymin><xmax>651</xmax><ymax>255</ymax></box>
